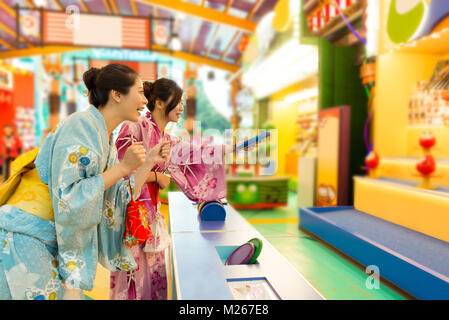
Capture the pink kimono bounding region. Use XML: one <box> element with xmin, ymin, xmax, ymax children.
<box><xmin>110</xmin><ymin>111</ymin><xmax>226</xmax><ymax>300</ymax></box>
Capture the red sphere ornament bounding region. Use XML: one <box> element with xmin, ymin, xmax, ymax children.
<box><xmin>416</xmin><ymin>154</ymin><xmax>436</xmax><ymax>176</ymax></box>
<box><xmin>365</xmin><ymin>151</ymin><xmax>379</xmax><ymax>169</ymax></box>
<box><xmin>442</xmin><ymin>91</ymin><xmax>449</xmax><ymax>101</ymax></box>
<box><xmin>419</xmin><ymin>130</ymin><xmax>436</xmax><ymax>149</ymax></box>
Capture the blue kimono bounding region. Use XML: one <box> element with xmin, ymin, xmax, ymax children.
<box><xmin>0</xmin><ymin>106</ymin><xmax>137</xmax><ymax>300</ymax></box>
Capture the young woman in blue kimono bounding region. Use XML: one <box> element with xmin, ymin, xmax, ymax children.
<box><xmin>0</xmin><ymin>63</ymin><xmax>170</xmax><ymax>300</ymax></box>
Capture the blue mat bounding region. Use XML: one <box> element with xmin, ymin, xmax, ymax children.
<box><xmin>300</xmin><ymin>206</ymin><xmax>449</xmax><ymax>299</ymax></box>
<box><xmin>317</xmin><ymin>208</ymin><xmax>449</xmax><ymax>279</ymax></box>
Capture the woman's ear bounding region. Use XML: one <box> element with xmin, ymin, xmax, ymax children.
<box><xmin>156</xmin><ymin>99</ymin><xmax>164</xmax><ymax>111</ymax></box>
<box><xmin>110</xmin><ymin>89</ymin><xmax>121</xmax><ymax>104</ymax></box>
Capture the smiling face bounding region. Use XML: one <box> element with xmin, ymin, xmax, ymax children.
<box><xmin>143</xmin><ymin>78</ymin><xmax>184</xmax><ymax>124</ymax></box>
<box><xmin>154</xmin><ymin>94</ymin><xmax>184</xmax><ymax>123</ymax></box>
<box><xmin>116</xmin><ymin>77</ymin><xmax>148</xmax><ymax>122</ymax></box>
<box><xmin>167</xmin><ymin>98</ymin><xmax>184</xmax><ymax>123</ymax></box>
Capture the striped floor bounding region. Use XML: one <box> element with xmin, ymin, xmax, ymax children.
<box><xmin>84</xmin><ymin>192</ymin><xmax>411</xmax><ymax>300</ymax></box>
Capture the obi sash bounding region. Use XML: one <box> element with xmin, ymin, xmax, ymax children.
<box><xmin>0</xmin><ymin>148</ymin><xmax>54</xmax><ymax>221</ymax></box>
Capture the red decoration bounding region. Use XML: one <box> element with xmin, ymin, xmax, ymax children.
<box><xmin>416</xmin><ymin>154</ymin><xmax>436</xmax><ymax>176</ymax></box>
<box><xmin>364</xmin><ymin>151</ymin><xmax>379</xmax><ymax>169</ymax></box>
<box><xmin>419</xmin><ymin>130</ymin><xmax>436</xmax><ymax>149</ymax></box>
<box><xmin>238</xmin><ymin>34</ymin><xmax>249</xmax><ymax>52</ymax></box>
<box><xmin>0</xmin><ymin>88</ymin><xmax>15</xmax><ymax>145</ymax></box>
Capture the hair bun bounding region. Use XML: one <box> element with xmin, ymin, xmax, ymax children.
<box><xmin>83</xmin><ymin>67</ymin><xmax>100</xmax><ymax>91</ymax></box>
<box><xmin>143</xmin><ymin>80</ymin><xmax>154</xmax><ymax>97</ymax></box>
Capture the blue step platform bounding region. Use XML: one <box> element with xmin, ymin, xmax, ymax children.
<box><xmin>299</xmin><ymin>206</ymin><xmax>449</xmax><ymax>300</ymax></box>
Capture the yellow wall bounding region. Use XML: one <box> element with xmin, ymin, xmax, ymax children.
<box><xmin>374</xmin><ymin>1</ymin><xmax>449</xmax><ymax>159</ymax></box>
<box><xmin>270</xmin><ymin>76</ymin><xmax>317</xmax><ymax>174</ymax></box>
<box><xmin>373</xmin><ymin>52</ymin><xmax>440</xmax><ymax>157</ymax></box>
<box><xmin>374</xmin><ymin>41</ymin><xmax>449</xmax><ymax>159</ymax></box>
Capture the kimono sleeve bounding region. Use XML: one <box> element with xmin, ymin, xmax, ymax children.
<box><xmin>97</xmin><ymin>165</ymin><xmax>138</xmax><ymax>273</ymax></box>
<box><xmin>46</xmin><ymin>129</ymin><xmax>136</xmax><ymax>291</ymax></box>
<box><xmin>167</xmin><ymin>137</ymin><xmax>227</xmax><ymax>203</ymax></box>
<box><xmin>115</xmin><ymin>120</ymin><xmax>141</xmax><ymax>162</ymax></box>
<box><xmin>49</xmin><ymin>137</ymin><xmax>106</xmax><ymax>290</ymax></box>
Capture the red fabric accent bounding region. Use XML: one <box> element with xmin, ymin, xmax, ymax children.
<box><xmin>127</xmin><ymin>272</ymin><xmax>137</xmax><ymax>300</ymax></box>
<box><xmin>0</xmin><ymin>135</ymin><xmax>22</xmax><ymax>159</ymax></box>
<box><xmin>0</xmin><ymin>88</ymin><xmax>15</xmax><ymax>161</ymax></box>
<box><xmin>123</xmin><ymin>185</ymin><xmax>153</xmax><ymax>247</ymax></box>
<box><xmin>146</xmin><ymin>181</ymin><xmax>160</xmax><ymax>210</ymax></box>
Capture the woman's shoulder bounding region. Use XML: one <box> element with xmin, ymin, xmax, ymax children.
<box><xmin>46</xmin><ymin>108</ymin><xmax>107</xmax><ymax>154</ymax></box>
<box><xmin>57</xmin><ymin>108</ymin><xmax>103</xmax><ymax>135</ymax></box>
<box><xmin>118</xmin><ymin>118</ymin><xmax>142</xmax><ymax>137</ymax></box>
<box><xmin>56</xmin><ymin>108</ymin><xmax>89</xmax><ymax>128</ymax></box>
<box><xmin>120</xmin><ymin>116</ymin><xmax>155</xmax><ymax>136</ymax></box>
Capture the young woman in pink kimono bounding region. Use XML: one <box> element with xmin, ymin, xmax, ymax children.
<box><xmin>110</xmin><ymin>78</ymin><xmax>226</xmax><ymax>300</ymax></box>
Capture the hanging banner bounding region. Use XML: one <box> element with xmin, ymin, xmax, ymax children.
<box><xmin>16</xmin><ymin>7</ymin><xmax>175</xmax><ymax>52</ymax></box>
<box><xmin>306</xmin><ymin>0</ymin><xmax>359</xmax><ymax>34</ymax></box>
<box><xmin>153</xmin><ymin>23</ymin><xmax>169</xmax><ymax>46</ymax></box>
<box><xmin>42</xmin><ymin>12</ymin><xmax>150</xmax><ymax>49</ymax></box>
<box><xmin>138</xmin><ymin>62</ymin><xmax>158</xmax><ymax>81</ymax></box>
<box><xmin>22</xmin><ymin>12</ymin><xmax>39</xmax><ymax>38</ymax></box>
<box><xmin>89</xmin><ymin>60</ymin><xmax>158</xmax><ymax>81</ymax></box>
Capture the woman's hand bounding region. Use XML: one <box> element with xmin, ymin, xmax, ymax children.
<box><xmin>102</xmin><ymin>142</ymin><xmax>146</xmax><ymax>191</ymax></box>
<box><xmin>119</xmin><ymin>141</ymin><xmax>146</xmax><ymax>175</ymax></box>
<box><xmin>156</xmin><ymin>172</ymin><xmax>171</xmax><ymax>189</ymax></box>
<box><xmin>147</xmin><ymin>141</ymin><xmax>170</xmax><ymax>165</ymax></box>
<box><xmin>132</xmin><ymin>141</ymin><xmax>170</xmax><ymax>197</ymax></box>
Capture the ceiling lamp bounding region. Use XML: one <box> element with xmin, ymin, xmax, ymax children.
<box><xmin>170</xmin><ymin>33</ymin><xmax>182</xmax><ymax>51</ymax></box>
<box><xmin>242</xmin><ymin>39</ymin><xmax>319</xmax><ymax>99</ymax></box>
<box><xmin>34</xmin><ymin>0</ymin><xmax>48</xmax><ymax>7</ymax></box>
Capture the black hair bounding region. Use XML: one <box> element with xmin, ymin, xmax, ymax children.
<box><xmin>143</xmin><ymin>78</ymin><xmax>183</xmax><ymax>116</ymax></box>
<box><xmin>82</xmin><ymin>63</ymin><xmax>139</xmax><ymax>108</ymax></box>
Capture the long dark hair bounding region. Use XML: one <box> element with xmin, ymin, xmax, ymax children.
<box><xmin>83</xmin><ymin>63</ymin><xmax>139</xmax><ymax>108</ymax></box>
<box><xmin>143</xmin><ymin>78</ymin><xmax>183</xmax><ymax>116</ymax></box>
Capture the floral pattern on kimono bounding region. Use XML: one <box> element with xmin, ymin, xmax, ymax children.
<box><xmin>0</xmin><ymin>106</ymin><xmax>138</xmax><ymax>299</ymax></box>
